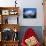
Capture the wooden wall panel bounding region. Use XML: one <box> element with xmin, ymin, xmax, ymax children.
<box><xmin>0</xmin><ymin>24</ymin><xmax>20</xmax><ymax>32</ymax></box>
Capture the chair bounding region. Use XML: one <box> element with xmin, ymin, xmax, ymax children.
<box><xmin>21</xmin><ymin>28</ymin><xmax>41</xmax><ymax>46</ymax></box>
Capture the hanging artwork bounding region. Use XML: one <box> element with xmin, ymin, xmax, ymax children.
<box><xmin>2</xmin><ymin>10</ymin><xmax>9</xmax><ymax>15</ymax></box>
<box><xmin>23</xmin><ymin>8</ymin><xmax>37</xmax><ymax>18</ymax></box>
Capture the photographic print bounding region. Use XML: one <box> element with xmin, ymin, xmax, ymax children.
<box><xmin>2</xmin><ymin>10</ymin><xmax>9</xmax><ymax>15</ymax></box>
<box><xmin>23</xmin><ymin>8</ymin><xmax>37</xmax><ymax>18</ymax></box>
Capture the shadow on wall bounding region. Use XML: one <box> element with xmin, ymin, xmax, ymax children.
<box><xmin>18</xmin><ymin>26</ymin><xmax>43</xmax><ymax>44</ymax></box>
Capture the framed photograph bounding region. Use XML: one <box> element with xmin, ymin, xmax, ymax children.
<box><xmin>23</xmin><ymin>8</ymin><xmax>37</xmax><ymax>18</ymax></box>
<box><xmin>2</xmin><ymin>10</ymin><xmax>9</xmax><ymax>15</ymax></box>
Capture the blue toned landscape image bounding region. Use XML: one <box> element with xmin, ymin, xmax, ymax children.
<box><xmin>23</xmin><ymin>8</ymin><xmax>37</xmax><ymax>18</ymax></box>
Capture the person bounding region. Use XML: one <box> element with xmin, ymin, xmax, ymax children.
<box><xmin>21</xmin><ymin>28</ymin><xmax>41</xmax><ymax>46</ymax></box>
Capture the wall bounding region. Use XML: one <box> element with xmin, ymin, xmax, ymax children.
<box><xmin>0</xmin><ymin>0</ymin><xmax>15</xmax><ymax>7</ymax></box>
<box><xmin>18</xmin><ymin>0</ymin><xmax>44</xmax><ymax>26</ymax></box>
<box><xmin>0</xmin><ymin>0</ymin><xmax>44</xmax><ymax>26</ymax></box>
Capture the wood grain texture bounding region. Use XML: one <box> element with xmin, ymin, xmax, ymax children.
<box><xmin>0</xmin><ymin>24</ymin><xmax>20</xmax><ymax>32</ymax></box>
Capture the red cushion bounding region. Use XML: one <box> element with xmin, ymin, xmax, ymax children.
<box><xmin>21</xmin><ymin>28</ymin><xmax>41</xmax><ymax>46</ymax></box>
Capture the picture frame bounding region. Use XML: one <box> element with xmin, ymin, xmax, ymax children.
<box><xmin>2</xmin><ymin>10</ymin><xmax>9</xmax><ymax>15</ymax></box>
<box><xmin>23</xmin><ymin>8</ymin><xmax>37</xmax><ymax>18</ymax></box>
